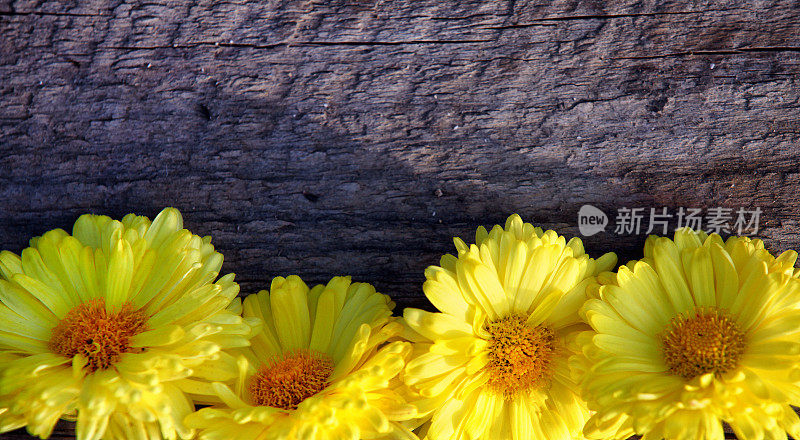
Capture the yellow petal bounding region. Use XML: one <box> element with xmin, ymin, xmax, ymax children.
<box><xmin>130</xmin><ymin>325</ymin><xmax>185</xmax><ymax>347</ymax></box>
<box><xmin>270</xmin><ymin>278</ymin><xmax>311</xmax><ymax>351</ymax></box>
<box><xmin>422</xmin><ymin>268</ymin><xmax>469</xmax><ymax>320</ymax></box>
<box><xmin>515</xmin><ymin>245</ymin><xmax>559</xmax><ymax>313</ymax></box>
<box><xmin>105</xmin><ymin>239</ymin><xmax>134</xmax><ymax>310</ymax></box>
<box><xmin>652</xmin><ymin>238</ymin><xmax>694</xmax><ymax>314</ymax></box>
<box><xmin>403</xmin><ymin>308</ymin><xmax>473</xmax><ymax>341</ymax></box>
<box><xmin>687</xmin><ymin>247</ymin><xmax>715</xmax><ymax>308</ymax></box>
<box><xmin>143</xmin><ymin>208</ymin><xmax>183</xmax><ymax>249</ymax></box>
<box><xmin>0</xmin><ymin>279</ymin><xmax>57</xmax><ymax>324</ymax></box>
<box><xmin>309</xmin><ymin>288</ymin><xmax>336</xmax><ymax>354</ymax></box>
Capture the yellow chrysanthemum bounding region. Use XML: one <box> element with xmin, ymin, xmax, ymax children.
<box><xmin>576</xmin><ymin>228</ymin><xmax>800</xmax><ymax>440</ymax></box>
<box><xmin>0</xmin><ymin>208</ymin><xmax>256</xmax><ymax>440</ymax></box>
<box><xmin>402</xmin><ymin>214</ymin><xmax>616</xmax><ymax>440</ymax></box>
<box><xmin>185</xmin><ymin>275</ymin><xmax>419</xmax><ymax>440</ymax></box>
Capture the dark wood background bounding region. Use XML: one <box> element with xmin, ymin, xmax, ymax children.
<box><xmin>2</xmin><ymin>0</ymin><xmax>800</xmax><ymax>438</ymax></box>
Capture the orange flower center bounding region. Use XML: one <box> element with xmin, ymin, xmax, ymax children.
<box><xmin>49</xmin><ymin>298</ymin><xmax>148</xmax><ymax>372</ymax></box>
<box><xmin>661</xmin><ymin>308</ymin><xmax>746</xmax><ymax>379</ymax></box>
<box><xmin>248</xmin><ymin>351</ymin><xmax>334</xmax><ymax>410</ymax></box>
<box><xmin>485</xmin><ymin>315</ymin><xmax>556</xmax><ymax>398</ymax></box>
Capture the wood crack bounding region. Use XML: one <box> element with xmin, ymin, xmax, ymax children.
<box><xmin>613</xmin><ymin>47</ymin><xmax>800</xmax><ymax>59</ymax></box>
<box><xmin>0</xmin><ymin>10</ymin><xmax>106</xmax><ymax>17</ymax></box>
<box><xmin>87</xmin><ymin>39</ymin><xmax>496</xmax><ymax>51</ymax></box>
<box><xmin>484</xmin><ymin>9</ymin><xmax>722</xmax><ymax>29</ymax></box>
<box><xmin>300</xmin><ymin>39</ymin><xmax>494</xmax><ymax>46</ymax></box>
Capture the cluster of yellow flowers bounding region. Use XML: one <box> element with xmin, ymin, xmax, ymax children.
<box><xmin>1</xmin><ymin>208</ymin><xmax>799</xmax><ymax>440</ymax></box>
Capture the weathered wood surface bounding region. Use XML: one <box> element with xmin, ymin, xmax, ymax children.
<box><xmin>2</xmin><ymin>0</ymin><xmax>800</xmax><ymax>438</ymax></box>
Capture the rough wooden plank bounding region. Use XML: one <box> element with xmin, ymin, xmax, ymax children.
<box><xmin>2</xmin><ymin>0</ymin><xmax>800</xmax><ymax>438</ymax></box>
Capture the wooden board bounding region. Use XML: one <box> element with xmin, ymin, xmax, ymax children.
<box><xmin>1</xmin><ymin>0</ymin><xmax>799</xmax><ymax>438</ymax></box>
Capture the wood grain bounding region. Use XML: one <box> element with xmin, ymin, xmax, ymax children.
<box><xmin>2</xmin><ymin>0</ymin><xmax>799</xmax><ymax>438</ymax></box>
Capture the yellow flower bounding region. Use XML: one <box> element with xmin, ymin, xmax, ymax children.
<box><xmin>185</xmin><ymin>275</ymin><xmax>419</xmax><ymax>440</ymax></box>
<box><xmin>402</xmin><ymin>214</ymin><xmax>616</xmax><ymax>440</ymax></box>
<box><xmin>576</xmin><ymin>228</ymin><xmax>800</xmax><ymax>440</ymax></box>
<box><xmin>0</xmin><ymin>208</ymin><xmax>256</xmax><ymax>440</ymax></box>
